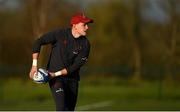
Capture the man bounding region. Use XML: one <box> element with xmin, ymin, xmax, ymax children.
<box><xmin>29</xmin><ymin>13</ymin><xmax>93</xmax><ymax>111</ymax></box>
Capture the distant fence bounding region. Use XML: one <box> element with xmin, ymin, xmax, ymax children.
<box><xmin>0</xmin><ymin>65</ymin><xmax>30</xmax><ymax>76</ymax></box>
<box><xmin>0</xmin><ymin>64</ymin><xmax>180</xmax><ymax>79</ymax></box>
<box><xmin>81</xmin><ymin>65</ymin><xmax>180</xmax><ymax>74</ymax></box>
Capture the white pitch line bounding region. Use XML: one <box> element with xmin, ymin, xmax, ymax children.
<box><xmin>76</xmin><ymin>100</ymin><xmax>113</xmax><ymax>110</ymax></box>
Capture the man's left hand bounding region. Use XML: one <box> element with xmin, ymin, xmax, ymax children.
<box><xmin>48</xmin><ymin>68</ymin><xmax>67</xmax><ymax>78</ymax></box>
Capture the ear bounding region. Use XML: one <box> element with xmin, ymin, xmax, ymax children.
<box><xmin>72</xmin><ymin>24</ymin><xmax>76</xmax><ymax>28</ymax></box>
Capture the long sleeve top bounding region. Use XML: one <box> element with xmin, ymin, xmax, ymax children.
<box><xmin>32</xmin><ymin>28</ymin><xmax>90</xmax><ymax>80</ymax></box>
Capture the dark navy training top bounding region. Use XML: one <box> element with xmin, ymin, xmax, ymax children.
<box><xmin>32</xmin><ymin>28</ymin><xmax>90</xmax><ymax>80</ymax></box>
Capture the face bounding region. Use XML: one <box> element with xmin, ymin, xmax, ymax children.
<box><xmin>74</xmin><ymin>22</ymin><xmax>89</xmax><ymax>36</ymax></box>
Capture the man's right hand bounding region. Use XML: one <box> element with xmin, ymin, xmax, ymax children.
<box><xmin>29</xmin><ymin>66</ymin><xmax>38</xmax><ymax>79</ymax></box>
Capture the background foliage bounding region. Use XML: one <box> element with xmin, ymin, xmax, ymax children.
<box><xmin>0</xmin><ymin>0</ymin><xmax>180</xmax><ymax>110</ymax></box>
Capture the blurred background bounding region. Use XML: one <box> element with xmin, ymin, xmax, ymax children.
<box><xmin>0</xmin><ymin>0</ymin><xmax>180</xmax><ymax>111</ymax></box>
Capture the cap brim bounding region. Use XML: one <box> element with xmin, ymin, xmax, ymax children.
<box><xmin>82</xmin><ymin>18</ymin><xmax>94</xmax><ymax>24</ymax></box>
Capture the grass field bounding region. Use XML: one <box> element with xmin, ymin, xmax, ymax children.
<box><xmin>0</xmin><ymin>76</ymin><xmax>180</xmax><ymax>111</ymax></box>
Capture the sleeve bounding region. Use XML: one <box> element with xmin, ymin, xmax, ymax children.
<box><xmin>32</xmin><ymin>30</ymin><xmax>58</xmax><ymax>53</ymax></box>
<box><xmin>66</xmin><ymin>39</ymin><xmax>90</xmax><ymax>74</ymax></box>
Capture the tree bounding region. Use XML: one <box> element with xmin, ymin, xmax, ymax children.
<box><xmin>28</xmin><ymin>0</ymin><xmax>52</xmax><ymax>66</ymax></box>
<box><xmin>165</xmin><ymin>0</ymin><xmax>179</xmax><ymax>81</ymax></box>
<box><xmin>130</xmin><ymin>0</ymin><xmax>143</xmax><ymax>82</ymax></box>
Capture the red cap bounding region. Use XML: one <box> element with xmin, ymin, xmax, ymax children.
<box><xmin>70</xmin><ymin>13</ymin><xmax>93</xmax><ymax>25</ymax></box>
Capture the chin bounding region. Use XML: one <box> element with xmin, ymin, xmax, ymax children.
<box><xmin>83</xmin><ymin>32</ymin><xmax>87</xmax><ymax>36</ymax></box>
<box><xmin>80</xmin><ymin>34</ymin><xmax>86</xmax><ymax>36</ymax></box>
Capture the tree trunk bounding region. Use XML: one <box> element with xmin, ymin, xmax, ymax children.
<box><xmin>131</xmin><ymin>0</ymin><xmax>142</xmax><ymax>82</ymax></box>
<box><xmin>165</xmin><ymin>0</ymin><xmax>178</xmax><ymax>81</ymax></box>
<box><xmin>29</xmin><ymin>0</ymin><xmax>52</xmax><ymax>67</ymax></box>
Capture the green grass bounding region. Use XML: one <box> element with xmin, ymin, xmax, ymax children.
<box><xmin>77</xmin><ymin>84</ymin><xmax>180</xmax><ymax>110</ymax></box>
<box><xmin>0</xmin><ymin>77</ymin><xmax>180</xmax><ymax>111</ymax></box>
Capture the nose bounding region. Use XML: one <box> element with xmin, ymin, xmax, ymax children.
<box><xmin>85</xmin><ymin>24</ymin><xmax>88</xmax><ymax>30</ymax></box>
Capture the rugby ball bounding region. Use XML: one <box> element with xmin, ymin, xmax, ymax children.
<box><xmin>33</xmin><ymin>68</ymin><xmax>49</xmax><ymax>84</ymax></box>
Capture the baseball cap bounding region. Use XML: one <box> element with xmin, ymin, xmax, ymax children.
<box><xmin>70</xmin><ymin>13</ymin><xmax>93</xmax><ymax>25</ymax></box>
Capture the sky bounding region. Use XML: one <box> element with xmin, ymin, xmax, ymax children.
<box><xmin>0</xmin><ymin>0</ymin><xmax>21</xmax><ymax>10</ymax></box>
<box><xmin>141</xmin><ymin>0</ymin><xmax>171</xmax><ymax>24</ymax></box>
<box><xmin>0</xmin><ymin>0</ymin><xmax>179</xmax><ymax>24</ymax></box>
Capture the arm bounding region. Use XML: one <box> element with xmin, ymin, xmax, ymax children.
<box><xmin>29</xmin><ymin>53</ymin><xmax>39</xmax><ymax>79</ymax></box>
<box><xmin>48</xmin><ymin>68</ymin><xmax>67</xmax><ymax>77</ymax></box>
<box><xmin>65</xmin><ymin>39</ymin><xmax>91</xmax><ymax>74</ymax></box>
<box><xmin>29</xmin><ymin>30</ymin><xmax>58</xmax><ymax>79</ymax></box>
<box><xmin>49</xmin><ymin>39</ymin><xmax>90</xmax><ymax>77</ymax></box>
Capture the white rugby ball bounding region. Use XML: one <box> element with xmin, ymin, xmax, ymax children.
<box><xmin>33</xmin><ymin>68</ymin><xmax>49</xmax><ymax>84</ymax></box>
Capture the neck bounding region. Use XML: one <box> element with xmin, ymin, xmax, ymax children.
<box><xmin>71</xmin><ymin>27</ymin><xmax>80</xmax><ymax>38</ymax></box>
